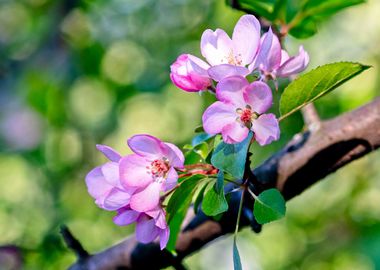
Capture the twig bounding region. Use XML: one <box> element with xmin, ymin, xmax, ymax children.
<box><xmin>60</xmin><ymin>225</ymin><xmax>89</xmax><ymax>261</ymax></box>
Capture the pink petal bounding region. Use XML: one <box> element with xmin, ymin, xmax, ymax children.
<box><xmin>280</xmin><ymin>50</ymin><xmax>290</xmax><ymax>65</ymax></box>
<box><xmin>159</xmin><ymin>228</ymin><xmax>170</xmax><ymax>250</ymax></box>
<box><xmin>202</xmin><ymin>101</ymin><xmax>236</xmax><ymax>135</ymax></box>
<box><xmin>136</xmin><ymin>216</ymin><xmax>160</xmax><ymax>244</ymax></box>
<box><xmin>130</xmin><ymin>182</ymin><xmax>161</xmax><ymax>212</ymax></box>
<box><xmin>85</xmin><ymin>167</ymin><xmax>113</xmax><ymax>203</ymax></box>
<box><xmin>215</xmin><ymin>76</ymin><xmax>248</xmax><ymax>106</ymax></box>
<box><xmin>113</xmin><ymin>209</ymin><xmax>140</xmax><ymax>226</ymax></box>
<box><xmin>201</xmin><ymin>29</ymin><xmax>233</xmax><ymax>66</ymax></box>
<box><xmin>103</xmin><ymin>187</ymin><xmax>134</xmax><ymax>211</ymax></box>
<box><xmin>250</xmin><ymin>27</ymin><xmax>274</xmax><ymax>71</ymax></box>
<box><xmin>170</xmin><ymin>54</ymin><xmax>211</xmax><ymax>92</ymax></box>
<box><xmin>264</xmin><ymin>29</ymin><xmax>282</xmax><ymax>71</ymax></box>
<box><xmin>208</xmin><ymin>64</ymin><xmax>250</xmax><ymax>81</ymax></box>
<box><xmin>163</xmin><ymin>143</ymin><xmax>184</xmax><ymax>169</ymax></box>
<box><xmin>187</xmin><ymin>54</ymin><xmax>210</xmax><ymax>76</ymax></box>
<box><xmin>119</xmin><ymin>154</ymin><xmax>152</xmax><ymax>189</ymax></box>
<box><xmin>243</xmin><ymin>81</ymin><xmax>273</xmax><ymax>114</ymax></box>
<box><xmin>277</xmin><ymin>46</ymin><xmax>309</xmax><ymax>77</ymax></box>
<box><xmin>127</xmin><ymin>134</ymin><xmax>165</xmax><ymax>160</ymax></box>
<box><xmin>96</xmin><ymin>144</ymin><xmax>121</xmax><ymax>162</ymax></box>
<box><xmin>251</xmin><ymin>113</ymin><xmax>280</xmax><ymax>146</ymax></box>
<box><xmin>101</xmin><ymin>162</ymin><xmax>121</xmax><ymax>187</ymax></box>
<box><xmin>232</xmin><ymin>14</ymin><xmax>261</xmax><ymax>65</ymax></box>
<box><xmin>163</xmin><ymin>167</ymin><xmax>178</xmax><ymax>192</ymax></box>
<box><xmin>221</xmin><ymin>121</ymin><xmax>249</xmax><ymax>144</ymax></box>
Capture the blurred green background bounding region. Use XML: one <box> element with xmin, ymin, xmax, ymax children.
<box><xmin>0</xmin><ymin>0</ymin><xmax>380</xmax><ymax>269</ymax></box>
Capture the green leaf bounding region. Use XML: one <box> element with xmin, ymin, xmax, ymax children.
<box><xmin>234</xmin><ymin>0</ymin><xmax>277</xmax><ymax>20</ymax></box>
<box><xmin>288</xmin><ymin>0</ymin><xmax>365</xmax><ymax>38</ymax></box>
<box><xmin>279</xmin><ymin>62</ymin><xmax>370</xmax><ymax>119</ymax></box>
<box><xmin>233</xmin><ymin>238</ymin><xmax>243</xmax><ymax>270</ymax></box>
<box><xmin>253</xmin><ymin>188</ymin><xmax>286</xmax><ymax>224</ymax></box>
<box><xmin>193</xmin><ymin>180</ymin><xmax>210</xmax><ymax>214</ymax></box>
<box><xmin>202</xmin><ymin>174</ymin><xmax>228</xmax><ymax>216</ymax></box>
<box><xmin>166</xmin><ymin>175</ymin><xmax>205</xmax><ymax>252</ymax></box>
<box><xmin>211</xmin><ymin>132</ymin><xmax>253</xmax><ymax>179</ymax></box>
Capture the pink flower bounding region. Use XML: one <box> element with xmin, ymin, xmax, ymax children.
<box><xmin>202</xmin><ymin>76</ymin><xmax>280</xmax><ymax>145</ymax></box>
<box><xmin>120</xmin><ymin>134</ymin><xmax>185</xmax><ymax>212</ymax></box>
<box><xmin>250</xmin><ymin>28</ymin><xmax>309</xmax><ymax>80</ymax></box>
<box><xmin>201</xmin><ymin>15</ymin><xmax>261</xmax><ymax>81</ymax></box>
<box><xmin>85</xmin><ymin>145</ymin><xmax>136</xmax><ymax>211</ymax></box>
<box><xmin>114</xmin><ymin>207</ymin><xmax>169</xmax><ymax>250</ymax></box>
<box><xmin>170</xmin><ymin>54</ymin><xmax>212</xmax><ymax>92</ymax></box>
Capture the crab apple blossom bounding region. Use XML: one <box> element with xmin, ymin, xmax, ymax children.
<box><xmin>200</xmin><ymin>14</ymin><xmax>261</xmax><ymax>81</ymax></box>
<box><xmin>202</xmin><ymin>76</ymin><xmax>280</xmax><ymax>145</ymax></box>
<box><xmin>170</xmin><ymin>54</ymin><xmax>212</xmax><ymax>92</ymax></box>
<box><xmin>114</xmin><ymin>207</ymin><xmax>169</xmax><ymax>250</ymax></box>
<box><xmin>250</xmin><ymin>28</ymin><xmax>309</xmax><ymax>81</ymax></box>
<box><xmin>85</xmin><ymin>145</ymin><xmax>136</xmax><ymax>211</ymax></box>
<box><xmin>119</xmin><ymin>134</ymin><xmax>185</xmax><ymax>212</ymax></box>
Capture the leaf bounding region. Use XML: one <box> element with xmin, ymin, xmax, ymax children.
<box><xmin>201</xmin><ymin>173</ymin><xmax>228</xmax><ymax>216</ymax></box>
<box><xmin>234</xmin><ymin>0</ymin><xmax>276</xmax><ymax>20</ymax></box>
<box><xmin>193</xmin><ymin>180</ymin><xmax>211</xmax><ymax>214</ymax></box>
<box><xmin>166</xmin><ymin>175</ymin><xmax>205</xmax><ymax>252</ymax></box>
<box><xmin>211</xmin><ymin>132</ymin><xmax>253</xmax><ymax>179</ymax></box>
<box><xmin>233</xmin><ymin>238</ymin><xmax>243</xmax><ymax>270</ymax></box>
<box><xmin>192</xmin><ymin>133</ymin><xmax>213</xmax><ymax>147</ymax></box>
<box><xmin>288</xmin><ymin>0</ymin><xmax>365</xmax><ymax>38</ymax></box>
<box><xmin>279</xmin><ymin>62</ymin><xmax>370</xmax><ymax>119</ymax></box>
<box><xmin>253</xmin><ymin>188</ymin><xmax>286</xmax><ymax>224</ymax></box>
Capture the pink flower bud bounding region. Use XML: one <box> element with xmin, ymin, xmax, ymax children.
<box><xmin>170</xmin><ymin>54</ymin><xmax>211</xmax><ymax>92</ymax></box>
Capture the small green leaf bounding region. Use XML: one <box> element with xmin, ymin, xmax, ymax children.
<box><xmin>253</xmin><ymin>188</ymin><xmax>286</xmax><ymax>224</ymax></box>
<box><xmin>166</xmin><ymin>175</ymin><xmax>205</xmax><ymax>251</ymax></box>
<box><xmin>202</xmin><ymin>176</ymin><xmax>228</xmax><ymax>216</ymax></box>
<box><xmin>279</xmin><ymin>62</ymin><xmax>370</xmax><ymax>119</ymax></box>
<box><xmin>211</xmin><ymin>132</ymin><xmax>252</xmax><ymax>179</ymax></box>
<box><xmin>233</xmin><ymin>238</ymin><xmax>243</xmax><ymax>270</ymax></box>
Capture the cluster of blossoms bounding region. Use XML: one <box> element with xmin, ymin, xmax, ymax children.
<box><xmin>171</xmin><ymin>15</ymin><xmax>309</xmax><ymax>144</ymax></box>
<box><xmin>86</xmin><ymin>135</ymin><xmax>184</xmax><ymax>249</ymax></box>
<box><xmin>86</xmin><ymin>14</ymin><xmax>309</xmax><ymax>249</ymax></box>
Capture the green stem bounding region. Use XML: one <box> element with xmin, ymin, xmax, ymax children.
<box><xmin>234</xmin><ymin>189</ymin><xmax>245</xmax><ymax>236</ymax></box>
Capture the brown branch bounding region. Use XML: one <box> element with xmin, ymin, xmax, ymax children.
<box><xmin>68</xmin><ymin>97</ymin><xmax>380</xmax><ymax>270</ymax></box>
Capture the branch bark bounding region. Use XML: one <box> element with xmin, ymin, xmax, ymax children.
<box><xmin>68</xmin><ymin>97</ymin><xmax>380</xmax><ymax>270</ymax></box>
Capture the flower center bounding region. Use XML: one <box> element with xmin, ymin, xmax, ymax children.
<box><xmin>150</xmin><ymin>159</ymin><xmax>170</xmax><ymax>178</ymax></box>
<box><xmin>236</xmin><ymin>105</ymin><xmax>259</xmax><ymax>127</ymax></box>
<box><xmin>225</xmin><ymin>51</ymin><xmax>243</xmax><ymax>66</ymax></box>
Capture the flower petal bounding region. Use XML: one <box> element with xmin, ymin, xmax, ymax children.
<box><xmin>208</xmin><ymin>64</ymin><xmax>250</xmax><ymax>81</ymax></box>
<box><xmin>130</xmin><ymin>182</ymin><xmax>161</xmax><ymax>212</ymax></box>
<box><xmin>96</xmin><ymin>144</ymin><xmax>121</xmax><ymax>162</ymax></box>
<box><xmin>101</xmin><ymin>162</ymin><xmax>120</xmax><ymax>187</ymax></box>
<box><xmin>113</xmin><ymin>208</ymin><xmax>140</xmax><ymax>226</ymax></box>
<box><xmin>163</xmin><ymin>143</ymin><xmax>184</xmax><ymax>169</ymax></box>
<box><xmin>243</xmin><ymin>81</ymin><xmax>273</xmax><ymax>114</ymax></box>
<box><xmin>280</xmin><ymin>50</ymin><xmax>290</xmax><ymax>65</ymax></box>
<box><xmin>103</xmin><ymin>188</ymin><xmax>134</xmax><ymax>211</ymax></box>
<box><xmin>202</xmin><ymin>101</ymin><xmax>236</xmax><ymax>135</ymax></box>
<box><xmin>276</xmin><ymin>46</ymin><xmax>309</xmax><ymax>77</ymax></box>
<box><xmin>215</xmin><ymin>76</ymin><xmax>248</xmax><ymax>106</ymax></box>
<box><xmin>127</xmin><ymin>134</ymin><xmax>165</xmax><ymax>160</ymax></box>
<box><xmin>136</xmin><ymin>216</ymin><xmax>160</xmax><ymax>244</ymax></box>
<box><xmin>250</xmin><ymin>27</ymin><xmax>274</xmax><ymax>71</ymax></box>
<box><xmin>85</xmin><ymin>167</ymin><xmax>113</xmax><ymax>204</ymax></box>
<box><xmin>119</xmin><ymin>154</ymin><xmax>152</xmax><ymax>189</ymax></box>
<box><xmin>221</xmin><ymin>121</ymin><xmax>249</xmax><ymax>144</ymax></box>
<box><xmin>159</xmin><ymin>228</ymin><xmax>170</xmax><ymax>250</ymax></box>
<box><xmin>251</xmin><ymin>113</ymin><xmax>280</xmax><ymax>146</ymax></box>
<box><xmin>201</xmin><ymin>29</ymin><xmax>233</xmax><ymax>66</ymax></box>
<box><xmin>232</xmin><ymin>14</ymin><xmax>261</xmax><ymax>65</ymax></box>
<box><xmin>187</xmin><ymin>54</ymin><xmax>210</xmax><ymax>76</ymax></box>
<box><xmin>163</xmin><ymin>167</ymin><xmax>178</xmax><ymax>192</ymax></box>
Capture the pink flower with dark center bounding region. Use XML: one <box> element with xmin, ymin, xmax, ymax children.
<box><xmin>202</xmin><ymin>76</ymin><xmax>280</xmax><ymax>145</ymax></box>
<box><xmin>201</xmin><ymin>15</ymin><xmax>261</xmax><ymax>81</ymax></box>
<box><xmin>85</xmin><ymin>145</ymin><xmax>136</xmax><ymax>211</ymax></box>
<box><xmin>250</xmin><ymin>28</ymin><xmax>309</xmax><ymax>81</ymax></box>
<box><xmin>119</xmin><ymin>134</ymin><xmax>185</xmax><ymax>212</ymax></box>
<box><xmin>114</xmin><ymin>206</ymin><xmax>169</xmax><ymax>250</ymax></box>
<box><xmin>170</xmin><ymin>54</ymin><xmax>212</xmax><ymax>92</ymax></box>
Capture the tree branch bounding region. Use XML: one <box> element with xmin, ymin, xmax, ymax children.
<box><xmin>68</xmin><ymin>97</ymin><xmax>380</xmax><ymax>270</ymax></box>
